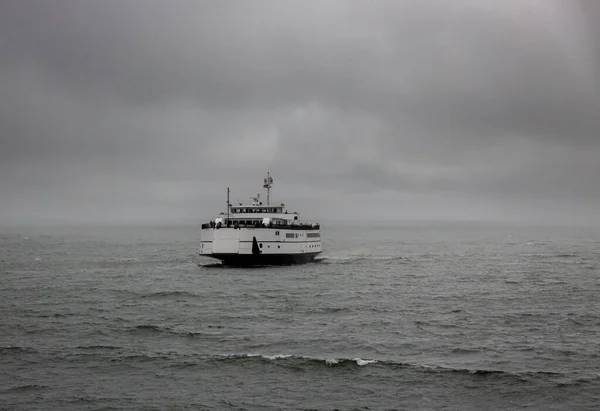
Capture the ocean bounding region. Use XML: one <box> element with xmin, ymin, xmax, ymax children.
<box><xmin>1</xmin><ymin>222</ymin><xmax>599</xmax><ymax>410</ymax></box>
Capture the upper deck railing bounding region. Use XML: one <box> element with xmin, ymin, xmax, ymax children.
<box><xmin>201</xmin><ymin>221</ymin><xmax>320</xmax><ymax>230</ymax></box>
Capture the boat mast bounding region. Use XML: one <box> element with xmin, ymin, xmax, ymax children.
<box><xmin>263</xmin><ymin>172</ymin><xmax>273</xmax><ymax>206</ymax></box>
<box><xmin>226</xmin><ymin>187</ymin><xmax>230</xmax><ymax>221</ymax></box>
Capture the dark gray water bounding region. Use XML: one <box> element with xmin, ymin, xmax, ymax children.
<box><xmin>1</xmin><ymin>223</ymin><xmax>599</xmax><ymax>410</ymax></box>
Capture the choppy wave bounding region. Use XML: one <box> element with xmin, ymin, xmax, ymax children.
<box><xmin>213</xmin><ymin>353</ymin><xmax>566</xmax><ymax>381</ymax></box>
<box><xmin>316</xmin><ymin>255</ymin><xmax>407</xmax><ymax>265</ymax></box>
<box><xmin>217</xmin><ymin>353</ymin><xmax>378</xmax><ymax>367</ymax></box>
<box><xmin>132</xmin><ymin>324</ymin><xmax>222</xmax><ymax>338</ymax></box>
<box><xmin>0</xmin><ymin>346</ymin><xmax>37</xmax><ymax>354</ymax></box>
<box><xmin>197</xmin><ymin>262</ymin><xmax>226</xmax><ymax>268</ymax></box>
<box><xmin>76</xmin><ymin>345</ymin><xmax>122</xmax><ymax>350</ymax></box>
<box><xmin>2</xmin><ymin>384</ymin><xmax>48</xmax><ymax>393</ymax></box>
<box><xmin>21</xmin><ymin>312</ymin><xmax>77</xmax><ymax>319</ymax></box>
<box><xmin>140</xmin><ymin>290</ymin><xmax>199</xmax><ymax>299</ymax></box>
<box><xmin>520</xmin><ymin>252</ymin><xmax>582</xmax><ymax>260</ymax></box>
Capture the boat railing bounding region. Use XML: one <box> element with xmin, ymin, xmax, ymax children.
<box><xmin>201</xmin><ymin>222</ymin><xmax>320</xmax><ymax>230</ymax></box>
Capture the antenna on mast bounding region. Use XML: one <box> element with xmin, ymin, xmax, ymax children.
<box><xmin>263</xmin><ymin>172</ymin><xmax>273</xmax><ymax>206</ymax></box>
<box><xmin>226</xmin><ymin>187</ymin><xmax>230</xmax><ymax>222</ymax></box>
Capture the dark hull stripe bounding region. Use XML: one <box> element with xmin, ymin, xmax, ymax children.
<box><xmin>202</xmin><ymin>252</ymin><xmax>321</xmax><ymax>267</ymax></box>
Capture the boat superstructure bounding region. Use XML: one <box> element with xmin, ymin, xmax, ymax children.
<box><xmin>199</xmin><ymin>173</ymin><xmax>322</xmax><ymax>266</ymax></box>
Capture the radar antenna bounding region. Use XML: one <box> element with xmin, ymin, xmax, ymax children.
<box><xmin>250</xmin><ymin>193</ymin><xmax>261</xmax><ymax>205</ymax></box>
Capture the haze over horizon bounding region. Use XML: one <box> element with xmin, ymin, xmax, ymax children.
<box><xmin>1</xmin><ymin>1</ymin><xmax>599</xmax><ymax>227</ymax></box>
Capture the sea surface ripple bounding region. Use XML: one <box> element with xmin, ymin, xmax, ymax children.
<box><xmin>1</xmin><ymin>223</ymin><xmax>599</xmax><ymax>410</ymax></box>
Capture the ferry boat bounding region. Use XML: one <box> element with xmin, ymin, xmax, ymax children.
<box><xmin>199</xmin><ymin>173</ymin><xmax>322</xmax><ymax>266</ymax></box>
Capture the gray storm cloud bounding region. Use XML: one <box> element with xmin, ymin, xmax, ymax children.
<box><xmin>1</xmin><ymin>0</ymin><xmax>599</xmax><ymax>225</ymax></box>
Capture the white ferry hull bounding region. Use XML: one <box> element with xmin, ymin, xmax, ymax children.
<box><xmin>199</xmin><ymin>227</ymin><xmax>322</xmax><ymax>267</ymax></box>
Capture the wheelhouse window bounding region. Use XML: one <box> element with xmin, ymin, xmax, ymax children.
<box><xmin>228</xmin><ymin>206</ymin><xmax>285</xmax><ymax>215</ymax></box>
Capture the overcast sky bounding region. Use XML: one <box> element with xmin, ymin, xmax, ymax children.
<box><xmin>1</xmin><ymin>0</ymin><xmax>599</xmax><ymax>226</ymax></box>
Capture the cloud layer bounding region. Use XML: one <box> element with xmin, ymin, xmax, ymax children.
<box><xmin>1</xmin><ymin>0</ymin><xmax>599</xmax><ymax>225</ymax></box>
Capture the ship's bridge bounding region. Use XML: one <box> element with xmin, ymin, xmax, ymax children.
<box><xmin>230</xmin><ymin>205</ymin><xmax>286</xmax><ymax>214</ymax></box>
